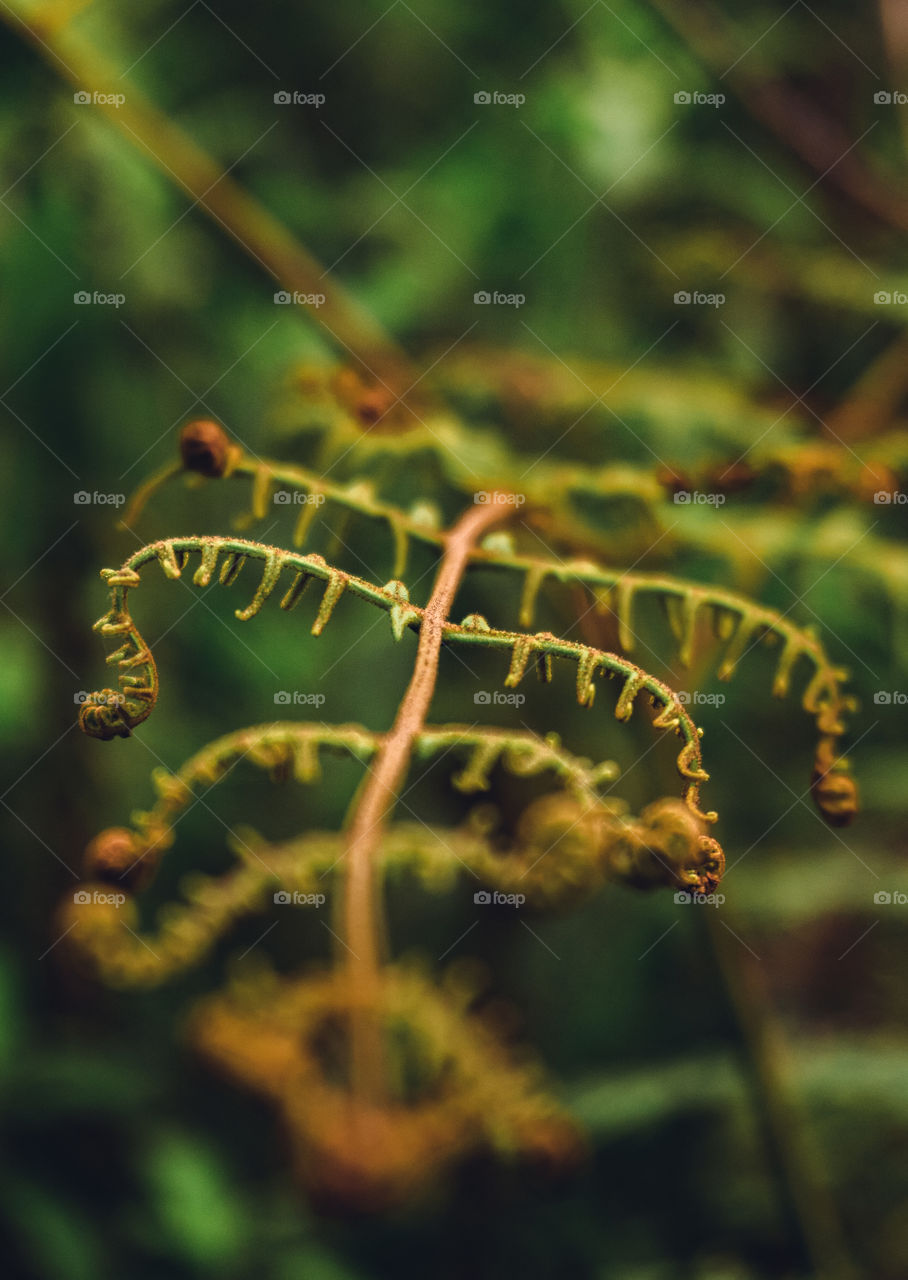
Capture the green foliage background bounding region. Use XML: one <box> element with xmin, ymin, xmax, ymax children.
<box><xmin>0</xmin><ymin>1</ymin><xmax>906</xmax><ymax>1277</ymax></box>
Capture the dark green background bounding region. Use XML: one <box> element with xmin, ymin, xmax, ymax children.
<box><xmin>1</xmin><ymin>2</ymin><xmax>906</xmax><ymax>1277</ymax></box>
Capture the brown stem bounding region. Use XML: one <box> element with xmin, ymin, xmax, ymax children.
<box><xmin>3</xmin><ymin>4</ymin><xmax>418</xmax><ymax>391</ymax></box>
<box><xmin>827</xmin><ymin>328</ymin><xmax>908</xmax><ymax>442</ymax></box>
<box><xmin>341</xmin><ymin>497</ymin><xmax>511</xmax><ymax>1102</ymax></box>
<box><xmin>705</xmin><ymin>910</ymin><xmax>857</xmax><ymax>1280</ymax></box>
<box><xmin>647</xmin><ymin>0</ymin><xmax>908</xmax><ymax>235</ymax></box>
<box><xmin>879</xmin><ymin>0</ymin><xmax>908</xmax><ymax>156</ymax></box>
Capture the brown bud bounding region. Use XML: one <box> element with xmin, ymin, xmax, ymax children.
<box><xmin>330</xmin><ymin>366</ymin><xmax>421</xmax><ymax>431</ymax></box>
<box><xmin>811</xmin><ymin>764</ymin><xmax>859</xmax><ymax>827</ymax></box>
<box><xmin>84</xmin><ymin>827</ymin><xmax>150</xmax><ymax>890</ymax></box>
<box><xmin>179</xmin><ymin>420</ymin><xmax>232</xmax><ymax>477</ymax></box>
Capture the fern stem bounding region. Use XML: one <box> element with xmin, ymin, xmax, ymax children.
<box><xmin>646</xmin><ymin>0</ymin><xmax>908</xmax><ymax>235</ymax></box>
<box><xmin>339</xmin><ymin>499</ymin><xmax>511</xmax><ymax>1104</ymax></box>
<box><xmin>3</xmin><ymin>4</ymin><xmax>414</xmax><ymax>383</ymax></box>
<box><xmin>703</xmin><ymin>909</ymin><xmax>857</xmax><ymax>1280</ymax></box>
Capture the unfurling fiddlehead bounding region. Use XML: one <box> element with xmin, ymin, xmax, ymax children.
<box><xmin>189</xmin><ymin>961</ymin><xmax>584</xmax><ymax>1210</ymax></box>
<box><xmin>64</xmin><ymin>715</ymin><xmax>723</xmax><ymax>988</ymax></box>
<box><xmin>119</xmin><ymin>427</ymin><xmax>858</xmax><ymax>822</ymax></box>
<box><xmin>72</xmin><ymin>412</ymin><xmax>860</xmax><ymax>1208</ymax></box>
<box><xmin>77</xmin><ymin>534</ymin><xmax>724</xmax><ymax>856</ymax></box>
<box><xmin>77</xmin><ymin>567</ymin><xmax>157</xmax><ymax>740</ymax></box>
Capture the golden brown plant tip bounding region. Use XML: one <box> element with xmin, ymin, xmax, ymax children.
<box><xmin>179</xmin><ymin>419</ymin><xmax>233</xmax><ymax>477</ymax></box>
<box><xmin>329</xmin><ymin>366</ymin><xmax>425</xmax><ymax>431</ymax></box>
<box><xmin>84</xmin><ymin>827</ymin><xmax>151</xmax><ymax>890</ymax></box>
<box><xmin>189</xmin><ymin>964</ymin><xmax>583</xmax><ymax>1211</ymax></box>
<box><xmin>811</xmin><ymin>761</ymin><xmax>859</xmax><ymax>827</ymax></box>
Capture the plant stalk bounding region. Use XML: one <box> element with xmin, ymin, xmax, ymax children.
<box><xmin>704</xmin><ymin>909</ymin><xmax>857</xmax><ymax>1280</ymax></box>
<box><xmin>340</xmin><ymin>498</ymin><xmax>511</xmax><ymax>1104</ymax></box>
<box><xmin>3</xmin><ymin>3</ymin><xmax>417</xmax><ymax>387</ymax></box>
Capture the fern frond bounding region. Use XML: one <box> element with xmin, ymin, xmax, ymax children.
<box><xmin>80</xmin><ymin>536</ymin><xmax>722</xmax><ymax>840</ymax></box>
<box><xmin>65</xmin><ymin>788</ymin><xmax>723</xmax><ymax>986</ymax></box>
<box><xmin>122</xmin><ymin>442</ymin><xmax>856</xmax><ymax>787</ymax></box>
<box><xmin>77</xmin><ymin>566</ymin><xmax>157</xmax><ymax>740</ymax></box>
<box><xmin>189</xmin><ymin>961</ymin><xmax>583</xmax><ymax>1208</ymax></box>
<box><xmin>80</xmin><ymin>721</ymin><xmax>619</xmax><ymax>882</ymax></box>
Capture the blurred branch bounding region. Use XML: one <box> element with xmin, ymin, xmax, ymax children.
<box><xmin>1</xmin><ymin>2</ymin><xmax>422</xmax><ymax>394</ymax></box>
<box><xmin>647</xmin><ymin>0</ymin><xmax>908</xmax><ymax>234</ymax></box>
<box><xmin>704</xmin><ymin>909</ymin><xmax>858</xmax><ymax>1280</ymax></box>
<box><xmin>879</xmin><ymin>0</ymin><xmax>908</xmax><ymax>151</ymax></box>
<box><xmin>827</xmin><ymin>329</ymin><xmax>908</xmax><ymax>441</ymax></box>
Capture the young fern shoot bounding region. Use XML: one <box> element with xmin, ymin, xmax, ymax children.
<box><xmin>69</xmin><ymin>416</ymin><xmax>858</xmax><ymax>1206</ymax></box>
